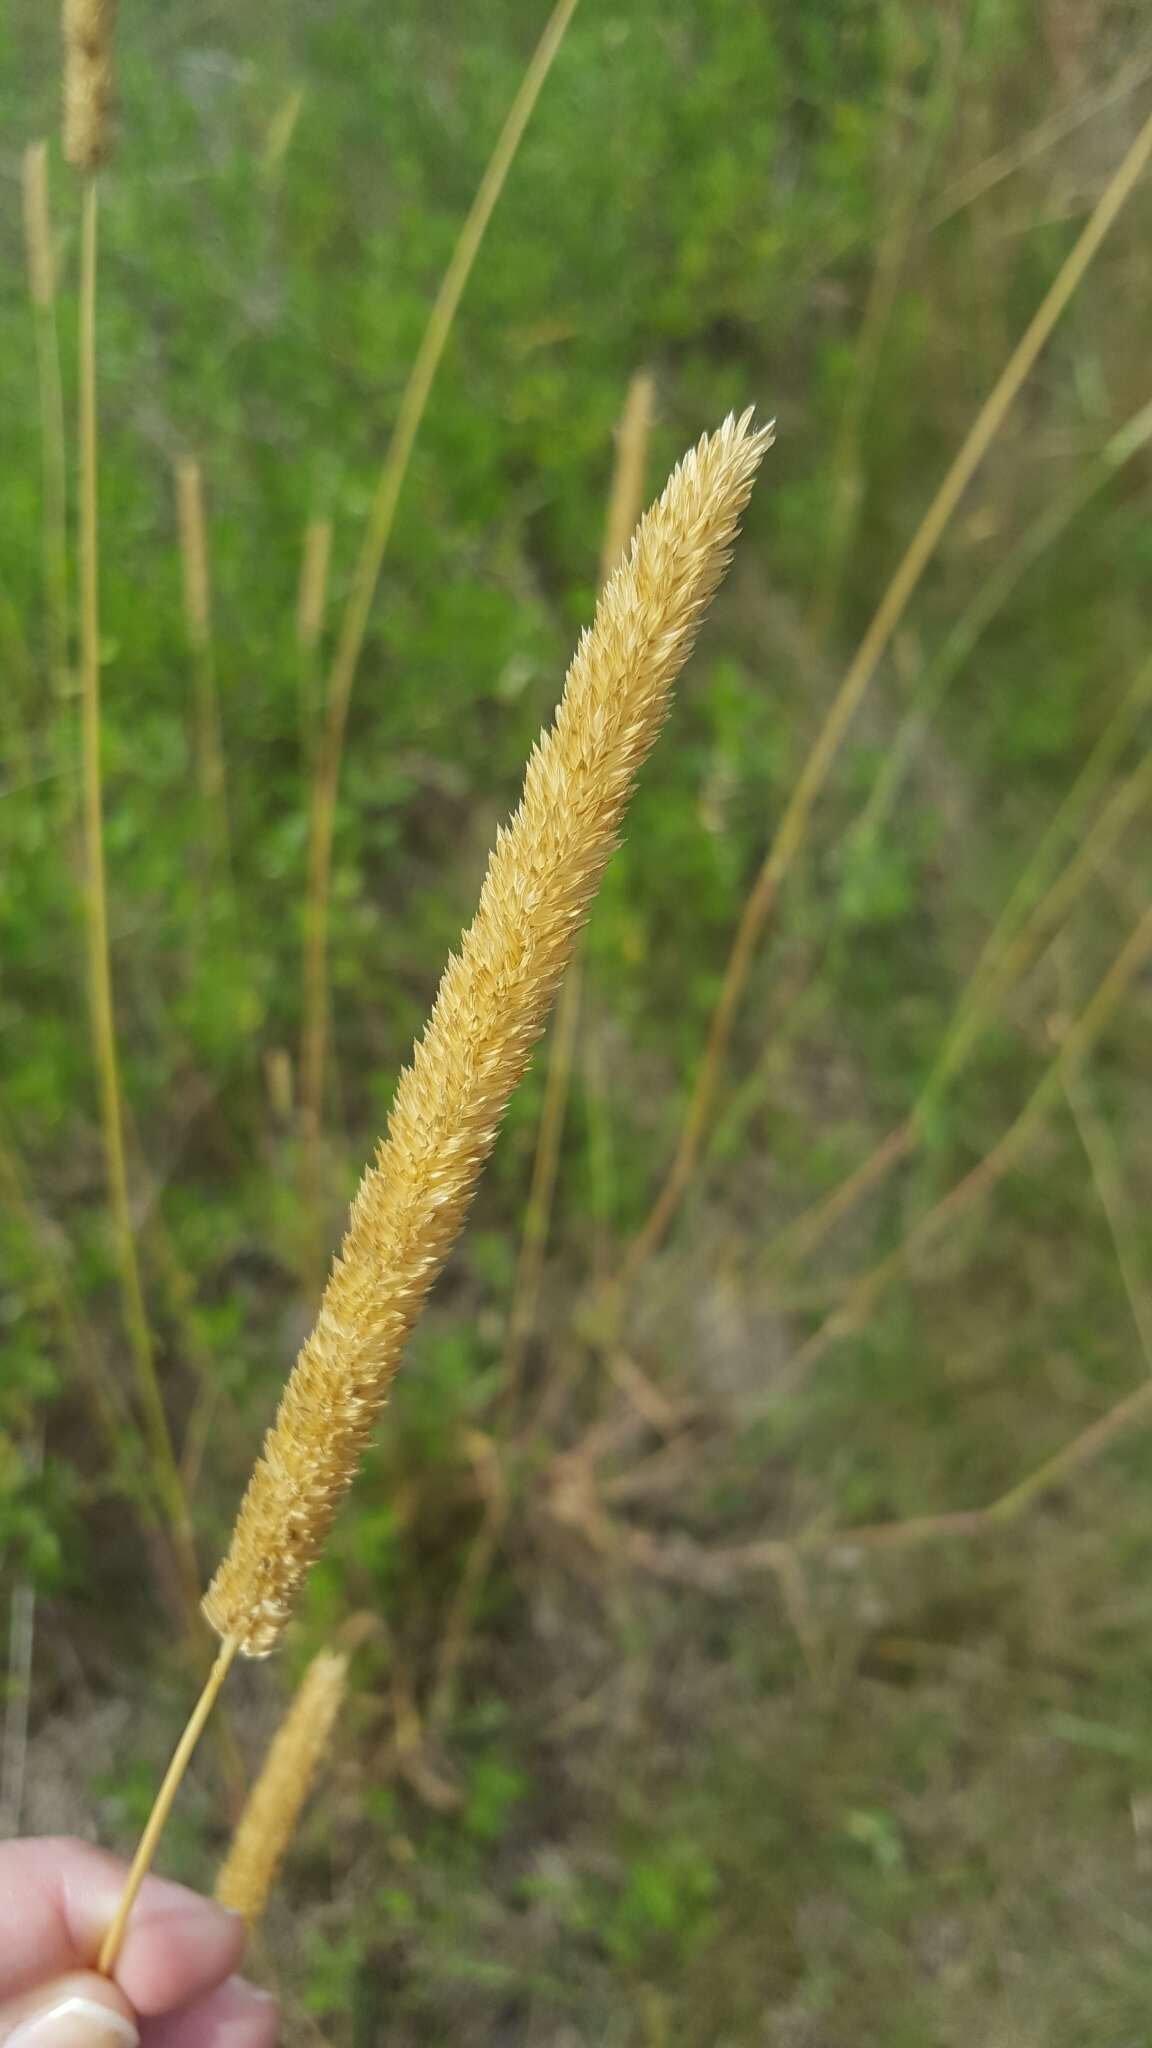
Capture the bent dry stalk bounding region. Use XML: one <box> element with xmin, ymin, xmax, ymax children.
<box><xmin>97</xmin><ymin>409</ymin><xmax>772</xmax><ymax>1972</ymax></box>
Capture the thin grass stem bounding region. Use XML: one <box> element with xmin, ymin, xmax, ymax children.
<box><xmin>97</xmin><ymin>1635</ymin><xmax>239</xmax><ymax>1975</ymax></box>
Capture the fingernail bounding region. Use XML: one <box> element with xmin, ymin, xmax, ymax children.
<box><xmin>7</xmin><ymin>1998</ymin><xmax>139</xmax><ymax>2048</ymax></box>
<box><xmin>224</xmin><ymin>1978</ymin><xmax>280</xmax><ymax>2018</ymax></box>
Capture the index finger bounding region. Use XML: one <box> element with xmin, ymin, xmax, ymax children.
<box><xmin>0</xmin><ymin>1840</ymin><xmax>245</xmax><ymax>2013</ymax></box>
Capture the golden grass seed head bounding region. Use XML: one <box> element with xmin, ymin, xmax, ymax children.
<box><xmin>214</xmin><ymin>1650</ymin><xmax>347</xmax><ymax>1923</ymax></box>
<box><xmin>203</xmin><ymin>412</ymin><xmax>772</xmax><ymax>1656</ymax></box>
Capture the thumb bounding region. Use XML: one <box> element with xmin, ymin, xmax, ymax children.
<box><xmin>0</xmin><ymin>1974</ymin><xmax>138</xmax><ymax>2048</ymax></box>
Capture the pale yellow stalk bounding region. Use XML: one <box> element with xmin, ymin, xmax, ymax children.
<box><xmin>215</xmin><ymin>1652</ymin><xmax>347</xmax><ymax>1923</ymax></box>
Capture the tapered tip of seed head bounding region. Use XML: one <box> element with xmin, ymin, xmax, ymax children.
<box><xmin>714</xmin><ymin>409</ymin><xmax>776</xmax><ymax>495</ymax></box>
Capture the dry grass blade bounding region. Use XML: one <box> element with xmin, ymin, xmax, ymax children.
<box><xmin>215</xmin><ymin>1651</ymin><xmax>347</xmax><ymax>1924</ymax></box>
<box><xmin>97</xmin><ymin>1639</ymin><xmax>239</xmax><ymax>1974</ymax></box>
<box><xmin>299</xmin><ymin>0</ymin><xmax>581</xmax><ymax>1274</ymax></box>
<box><xmin>621</xmin><ymin>103</ymin><xmax>1152</xmax><ymax>1283</ymax></box>
<box><xmin>922</xmin><ymin>46</ymin><xmax>1152</xmax><ymax>233</ymax></box>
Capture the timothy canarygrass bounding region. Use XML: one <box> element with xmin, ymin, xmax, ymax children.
<box><xmin>207</xmin><ymin>409</ymin><xmax>772</xmax><ymax>1658</ymax></box>
<box><xmin>97</xmin><ymin>412</ymin><xmax>770</xmax><ymax>1972</ymax></box>
<box><xmin>215</xmin><ymin>1651</ymin><xmax>347</xmax><ymax>1923</ymax></box>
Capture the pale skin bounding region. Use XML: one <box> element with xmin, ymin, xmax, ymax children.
<box><xmin>0</xmin><ymin>1841</ymin><xmax>278</xmax><ymax>2047</ymax></box>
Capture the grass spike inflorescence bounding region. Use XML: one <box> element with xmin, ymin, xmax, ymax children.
<box><xmin>215</xmin><ymin>1651</ymin><xmax>347</xmax><ymax>1924</ymax></box>
<box><xmin>204</xmin><ymin>409</ymin><xmax>772</xmax><ymax>1657</ymax></box>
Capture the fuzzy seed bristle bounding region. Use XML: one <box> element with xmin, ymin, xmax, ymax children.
<box><xmin>203</xmin><ymin>411</ymin><xmax>773</xmax><ymax>1656</ymax></box>
<box><xmin>214</xmin><ymin>1651</ymin><xmax>347</xmax><ymax>1923</ymax></box>
<box><xmin>63</xmin><ymin>0</ymin><xmax>117</xmax><ymax>171</ymax></box>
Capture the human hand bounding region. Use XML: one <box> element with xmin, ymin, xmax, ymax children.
<box><xmin>0</xmin><ymin>1839</ymin><xmax>278</xmax><ymax>2047</ymax></box>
